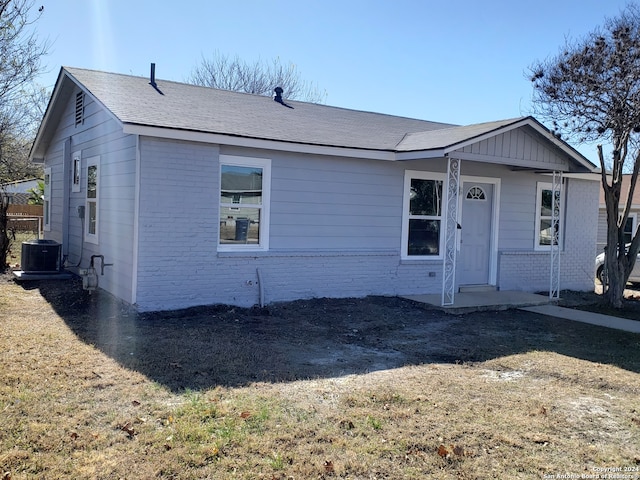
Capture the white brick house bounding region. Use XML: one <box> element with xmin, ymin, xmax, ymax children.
<box><xmin>29</xmin><ymin>67</ymin><xmax>599</xmax><ymax>312</ymax></box>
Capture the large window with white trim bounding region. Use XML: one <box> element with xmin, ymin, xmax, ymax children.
<box><xmin>218</xmin><ymin>155</ymin><xmax>270</xmax><ymax>251</ymax></box>
<box><xmin>402</xmin><ymin>171</ymin><xmax>445</xmax><ymax>258</ymax></box>
<box><xmin>535</xmin><ymin>182</ymin><xmax>563</xmax><ymax>250</ymax></box>
<box><xmin>85</xmin><ymin>156</ymin><xmax>99</xmax><ymax>244</ymax></box>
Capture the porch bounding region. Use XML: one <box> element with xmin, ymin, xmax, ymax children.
<box><xmin>402</xmin><ymin>290</ymin><xmax>552</xmax><ymax>314</ymax></box>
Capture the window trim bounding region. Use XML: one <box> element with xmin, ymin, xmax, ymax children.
<box><xmin>401</xmin><ymin>170</ymin><xmax>446</xmax><ymax>260</ymax></box>
<box><xmin>84</xmin><ymin>156</ymin><xmax>99</xmax><ymax>244</ymax></box>
<box><xmin>534</xmin><ymin>181</ymin><xmax>564</xmax><ymax>251</ymax></box>
<box><xmin>217</xmin><ymin>155</ymin><xmax>271</xmax><ymax>252</ymax></box>
<box><xmin>43</xmin><ymin>167</ymin><xmax>51</xmax><ymax>231</ymax></box>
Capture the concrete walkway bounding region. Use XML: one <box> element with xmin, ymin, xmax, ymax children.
<box><xmin>520</xmin><ymin>304</ymin><xmax>640</xmax><ymax>334</ymax></box>
<box><xmin>403</xmin><ymin>290</ymin><xmax>640</xmax><ymax>334</ymax></box>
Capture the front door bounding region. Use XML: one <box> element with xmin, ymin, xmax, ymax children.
<box><xmin>458</xmin><ymin>182</ymin><xmax>494</xmax><ymax>286</ymax></box>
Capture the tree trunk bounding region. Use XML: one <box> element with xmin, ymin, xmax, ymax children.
<box><xmin>0</xmin><ymin>193</ymin><xmax>10</xmax><ymax>272</ymax></box>
<box><xmin>604</xmin><ymin>258</ymin><xmax>626</xmax><ymax>308</ymax></box>
<box><xmin>600</xmin><ymin>145</ymin><xmax>628</xmax><ymax>309</ymax></box>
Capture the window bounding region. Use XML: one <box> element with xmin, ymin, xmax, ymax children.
<box><xmin>72</xmin><ymin>151</ymin><xmax>81</xmax><ymax>192</ymax></box>
<box><xmin>466</xmin><ymin>186</ymin><xmax>486</xmax><ymax>200</ymax></box>
<box><xmin>218</xmin><ymin>155</ymin><xmax>270</xmax><ymax>251</ymax></box>
<box><xmin>402</xmin><ymin>171</ymin><xmax>445</xmax><ymax>258</ymax></box>
<box><xmin>623</xmin><ymin>214</ymin><xmax>637</xmax><ymax>244</ymax></box>
<box><xmin>85</xmin><ymin>156</ymin><xmax>99</xmax><ymax>243</ymax></box>
<box><xmin>43</xmin><ymin>168</ymin><xmax>51</xmax><ymax>231</ymax></box>
<box><xmin>535</xmin><ymin>182</ymin><xmax>563</xmax><ymax>250</ymax></box>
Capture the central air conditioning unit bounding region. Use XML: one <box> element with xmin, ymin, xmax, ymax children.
<box><xmin>20</xmin><ymin>239</ymin><xmax>61</xmax><ymax>273</ymax></box>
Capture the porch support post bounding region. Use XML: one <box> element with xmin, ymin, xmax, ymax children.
<box><xmin>550</xmin><ymin>170</ymin><xmax>562</xmax><ymax>300</ymax></box>
<box><xmin>442</xmin><ymin>156</ymin><xmax>460</xmax><ymax>306</ymax></box>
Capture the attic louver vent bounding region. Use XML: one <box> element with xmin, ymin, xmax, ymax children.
<box><xmin>75</xmin><ymin>92</ymin><xmax>85</xmax><ymax>126</ymax></box>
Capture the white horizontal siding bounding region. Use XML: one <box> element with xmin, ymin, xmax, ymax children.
<box><xmin>132</xmin><ymin>140</ymin><xmax>598</xmax><ymax>311</ymax></box>
<box><xmin>460</xmin><ymin>128</ymin><xmax>569</xmax><ymax>170</ymax></box>
<box><xmin>497</xmin><ymin>172</ymin><xmax>538</xmax><ymax>248</ymax></box>
<box><xmin>43</xmin><ymin>87</ymin><xmax>137</xmax><ymax>303</ymax></box>
<box><xmin>270</xmin><ymin>152</ymin><xmax>404</xmax><ymax>250</ymax></box>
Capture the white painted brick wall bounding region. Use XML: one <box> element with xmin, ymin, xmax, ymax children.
<box><xmin>135</xmin><ymin>249</ymin><xmax>444</xmax><ymax>311</ymax></box>
<box><xmin>498</xmin><ymin>178</ymin><xmax>599</xmax><ymax>293</ymax></box>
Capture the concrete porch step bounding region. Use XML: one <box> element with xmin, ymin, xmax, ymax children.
<box><xmin>458</xmin><ymin>284</ymin><xmax>497</xmax><ymax>293</ymax></box>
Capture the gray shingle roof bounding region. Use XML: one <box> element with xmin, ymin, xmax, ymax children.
<box><xmin>395</xmin><ymin>118</ymin><xmax>525</xmax><ymax>151</ymax></box>
<box><xmin>30</xmin><ymin>67</ymin><xmax>595</xmax><ymax>173</ymax></box>
<box><xmin>64</xmin><ymin>67</ymin><xmax>458</xmax><ymax>151</ymax></box>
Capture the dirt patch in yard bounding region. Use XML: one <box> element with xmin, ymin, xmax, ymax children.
<box><xmin>18</xmin><ymin>276</ymin><xmax>640</xmax><ymax>391</ymax></box>
<box><xmin>2</xmin><ymin>275</ymin><xmax>640</xmax><ymax>479</ymax></box>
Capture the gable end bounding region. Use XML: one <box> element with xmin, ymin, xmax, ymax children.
<box><xmin>455</xmin><ymin>127</ymin><xmax>570</xmax><ymax>170</ymax></box>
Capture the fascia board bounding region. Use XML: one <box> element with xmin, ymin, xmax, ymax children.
<box><xmin>29</xmin><ymin>68</ymin><xmax>69</xmax><ymax>161</ymax></box>
<box><xmin>122</xmin><ymin>124</ymin><xmax>397</xmax><ymax>161</ymax></box>
<box><xmin>394</xmin><ymin>149</ymin><xmax>446</xmax><ymax>161</ymax></box>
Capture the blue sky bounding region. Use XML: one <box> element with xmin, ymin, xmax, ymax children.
<box><xmin>33</xmin><ymin>0</ymin><xmax>631</xmax><ymax>159</ymax></box>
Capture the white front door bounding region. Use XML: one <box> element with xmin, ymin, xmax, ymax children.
<box><xmin>458</xmin><ymin>182</ymin><xmax>494</xmax><ymax>286</ymax></box>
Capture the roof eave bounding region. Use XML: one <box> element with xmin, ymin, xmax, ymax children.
<box><xmin>122</xmin><ymin>123</ymin><xmax>399</xmax><ymax>161</ymax></box>
<box><xmin>29</xmin><ymin>67</ymin><xmax>68</xmax><ymax>162</ymax></box>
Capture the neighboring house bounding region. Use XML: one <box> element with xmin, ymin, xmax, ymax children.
<box><xmin>29</xmin><ymin>66</ymin><xmax>600</xmax><ymax>312</ymax></box>
<box><xmin>596</xmin><ymin>174</ymin><xmax>640</xmax><ymax>253</ymax></box>
<box><xmin>1</xmin><ymin>178</ymin><xmax>41</xmax><ymax>205</ymax></box>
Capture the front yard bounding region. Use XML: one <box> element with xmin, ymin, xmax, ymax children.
<box><xmin>1</xmin><ymin>277</ymin><xmax>639</xmax><ymax>479</ymax></box>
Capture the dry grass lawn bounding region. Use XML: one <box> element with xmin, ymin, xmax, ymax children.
<box><xmin>1</xmin><ymin>277</ymin><xmax>639</xmax><ymax>479</ymax></box>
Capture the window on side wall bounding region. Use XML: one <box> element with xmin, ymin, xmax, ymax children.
<box><xmin>218</xmin><ymin>155</ymin><xmax>271</xmax><ymax>251</ymax></box>
<box><xmin>535</xmin><ymin>182</ymin><xmax>563</xmax><ymax>250</ymax></box>
<box><xmin>623</xmin><ymin>214</ymin><xmax>637</xmax><ymax>245</ymax></box>
<box><xmin>85</xmin><ymin>156</ymin><xmax>99</xmax><ymax>244</ymax></box>
<box><xmin>43</xmin><ymin>167</ymin><xmax>51</xmax><ymax>231</ymax></box>
<box><xmin>402</xmin><ymin>170</ymin><xmax>445</xmax><ymax>259</ymax></box>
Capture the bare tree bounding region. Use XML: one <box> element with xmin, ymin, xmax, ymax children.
<box><xmin>0</xmin><ymin>0</ymin><xmax>49</xmax><ymax>271</ymax></box>
<box><xmin>530</xmin><ymin>4</ymin><xmax>640</xmax><ymax>308</ymax></box>
<box><xmin>188</xmin><ymin>51</ymin><xmax>326</xmax><ymax>103</ymax></box>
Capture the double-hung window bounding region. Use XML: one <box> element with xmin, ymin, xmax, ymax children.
<box><xmin>622</xmin><ymin>214</ymin><xmax>637</xmax><ymax>245</ymax></box>
<box><xmin>218</xmin><ymin>155</ymin><xmax>270</xmax><ymax>251</ymax></box>
<box><xmin>402</xmin><ymin>171</ymin><xmax>445</xmax><ymax>258</ymax></box>
<box><xmin>85</xmin><ymin>156</ymin><xmax>99</xmax><ymax>244</ymax></box>
<box><xmin>535</xmin><ymin>182</ymin><xmax>563</xmax><ymax>250</ymax></box>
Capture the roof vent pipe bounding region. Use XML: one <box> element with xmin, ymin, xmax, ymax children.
<box><xmin>273</xmin><ymin>86</ymin><xmax>293</xmax><ymax>108</ymax></box>
<box><xmin>150</xmin><ymin>63</ymin><xmax>156</xmax><ymax>88</ymax></box>
<box><xmin>274</xmin><ymin>86</ymin><xmax>284</xmax><ymax>104</ymax></box>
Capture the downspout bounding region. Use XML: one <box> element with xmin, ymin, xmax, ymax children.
<box><xmin>131</xmin><ymin>134</ymin><xmax>141</xmax><ymax>305</ymax></box>
<box><xmin>61</xmin><ymin>138</ymin><xmax>71</xmax><ymax>260</ymax></box>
